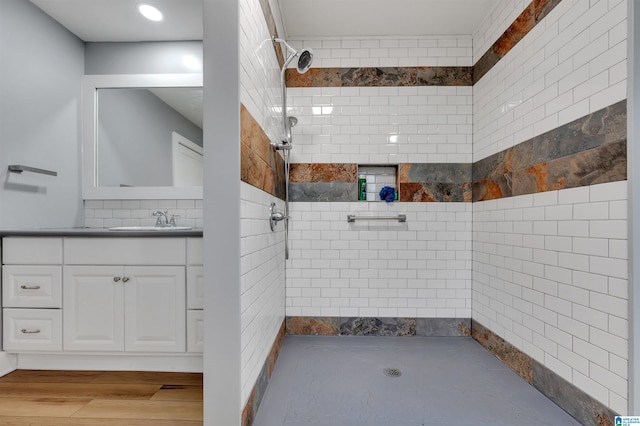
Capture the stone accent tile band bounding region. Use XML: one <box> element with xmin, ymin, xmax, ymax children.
<box><xmin>400</xmin><ymin>163</ymin><xmax>472</xmax><ymax>203</ymax></box>
<box><xmin>240</xmin><ymin>104</ymin><xmax>286</xmax><ymax>200</ymax></box>
<box><xmin>474</xmin><ymin>0</ymin><xmax>562</xmax><ymax>84</ymax></box>
<box><xmin>242</xmin><ymin>320</ymin><xmax>286</xmax><ymax>426</ymax></box>
<box><xmin>286</xmin><ymin>66</ymin><xmax>473</xmax><ymax>88</ymax></box>
<box><xmin>472</xmin><ymin>320</ymin><xmax>618</xmax><ymax>426</ymax></box>
<box><xmin>286</xmin><ymin>316</ymin><xmax>471</xmax><ymax>337</ymax></box>
<box><xmin>473</xmin><ymin>100</ymin><xmax>627</xmax><ymax>202</ymax></box>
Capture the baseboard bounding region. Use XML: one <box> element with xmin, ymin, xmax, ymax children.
<box><xmin>285</xmin><ymin>316</ymin><xmax>471</xmax><ymax>337</ymax></box>
<box><xmin>0</xmin><ymin>352</ymin><xmax>17</xmax><ymax>377</ymax></box>
<box><xmin>472</xmin><ymin>320</ymin><xmax>619</xmax><ymax>426</ymax></box>
<box><xmin>9</xmin><ymin>353</ymin><xmax>202</xmax><ymax>372</ymax></box>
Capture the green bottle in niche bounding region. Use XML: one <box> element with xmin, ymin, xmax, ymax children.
<box><xmin>358</xmin><ymin>175</ymin><xmax>366</xmax><ymax>200</ymax></box>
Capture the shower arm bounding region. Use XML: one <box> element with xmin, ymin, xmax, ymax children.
<box><xmin>274</xmin><ymin>38</ymin><xmax>300</xmax><ymax>147</ymax></box>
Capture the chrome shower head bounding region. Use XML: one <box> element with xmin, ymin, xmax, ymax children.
<box><xmin>295</xmin><ymin>49</ymin><xmax>313</xmax><ymax>73</ymax></box>
<box><xmin>273</xmin><ymin>38</ymin><xmax>314</xmax><ymax>73</ymax></box>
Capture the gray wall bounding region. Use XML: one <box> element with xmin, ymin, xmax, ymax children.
<box><xmin>0</xmin><ymin>0</ymin><xmax>84</xmax><ymax>228</ymax></box>
<box><xmin>85</xmin><ymin>41</ymin><xmax>203</xmax><ymax>75</ymax></box>
<box><xmin>97</xmin><ymin>88</ymin><xmax>203</xmax><ymax>187</ymax></box>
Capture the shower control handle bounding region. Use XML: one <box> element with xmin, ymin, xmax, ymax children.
<box><xmin>269</xmin><ymin>202</ymin><xmax>289</xmax><ymax>232</ymax></box>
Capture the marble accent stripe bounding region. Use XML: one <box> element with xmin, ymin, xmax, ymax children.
<box><xmin>286</xmin><ymin>316</ymin><xmax>471</xmax><ymax>337</ymax></box>
<box><xmin>474</xmin><ymin>0</ymin><xmax>562</xmax><ymax>84</ymax></box>
<box><xmin>240</xmin><ymin>104</ymin><xmax>286</xmax><ymax>200</ymax></box>
<box><xmin>242</xmin><ymin>320</ymin><xmax>286</xmax><ymax>426</ymax></box>
<box><xmin>286</xmin><ymin>66</ymin><xmax>473</xmax><ymax>88</ymax></box>
<box><xmin>472</xmin><ymin>321</ymin><xmax>618</xmax><ymax>426</ymax></box>
<box><xmin>399</xmin><ymin>163</ymin><xmax>472</xmax><ymax>202</ymax></box>
<box><xmin>473</xmin><ymin>100</ymin><xmax>627</xmax><ymax>202</ymax></box>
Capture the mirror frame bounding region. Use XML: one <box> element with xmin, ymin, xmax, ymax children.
<box><xmin>83</xmin><ymin>73</ymin><xmax>204</xmax><ymax>200</ymax></box>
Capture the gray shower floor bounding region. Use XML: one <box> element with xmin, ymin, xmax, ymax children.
<box><xmin>253</xmin><ymin>335</ymin><xmax>580</xmax><ymax>426</ymax></box>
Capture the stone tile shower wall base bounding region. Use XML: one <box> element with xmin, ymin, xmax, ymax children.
<box><xmin>286</xmin><ymin>316</ymin><xmax>471</xmax><ymax>337</ymax></box>
<box><xmin>472</xmin><ymin>321</ymin><xmax>619</xmax><ymax>426</ymax></box>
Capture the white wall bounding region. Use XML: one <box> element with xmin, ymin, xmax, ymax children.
<box><xmin>288</xmin><ymin>36</ymin><xmax>473</xmax><ymax>67</ymax></box>
<box><xmin>288</xmin><ymin>86</ymin><xmax>472</xmax><ymax>165</ymax></box>
<box><xmin>239</xmin><ymin>0</ymin><xmax>287</xmax><ymax>408</ymax></box>
<box><xmin>0</xmin><ymin>0</ymin><xmax>84</xmax><ymax>229</ymax></box>
<box><xmin>285</xmin><ymin>36</ymin><xmax>474</xmax><ymax>318</ymax></box>
<box><xmin>472</xmin><ymin>0</ymin><xmax>629</xmax><ymax>414</ymax></box>
<box><xmin>287</xmin><ymin>201</ymin><xmax>471</xmax><ymax>318</ymax></box>
<box><xmin>473</xmin><ymin>182</ymin><xmax>628</xmax><ymax>413</ymax></box>
<box><xmin>473</xmin><ymin>0</ymin><xmax>627</xmax><ymax>161</ymax></box>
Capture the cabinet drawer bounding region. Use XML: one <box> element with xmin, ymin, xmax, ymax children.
<box><xmin>64</xmin><ymin>238</ymin><xmax>186</xmax><ymax>265</ymax></box>
<box><xmin>2</xmin><ymin>238</ymin><xmax>63</xmax><ymax>265</ymax></box>
<box><xmin>187</xmin><ymin>310</ymin><xmax>203</xmax><ymax>353</ymax></box>
<box><xmin>3</xmin><ymin>308</ymin><xmax>62</xmax><ymax>352</ymax></box>
<box><xmin>2</xmin><ymin>266</ymin><xmax>62</xmax><ymax>308</ymax></box>
<box><xmin>187</xmin><ymin>266</ymin><xmax>204</xmax><ymax>310</ymax></box>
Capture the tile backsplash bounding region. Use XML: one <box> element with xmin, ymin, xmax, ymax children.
<box><xmin>84</xmin><ymin>199</ymin><xmax>203</xmax><ymax>228</ymax></box>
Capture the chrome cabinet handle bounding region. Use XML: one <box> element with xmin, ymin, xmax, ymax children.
<box><xmin>20</xmin><ymin>285</ymin><xmax>41</xmax><ymax>290</ymax></box>
<box><xmin>122</xmin><ymin>277</ymin><xmax>130</xmax><ymax>283</ymax></box>
<box><xmin>113</xmin><ymin>277</ymin><xmax>121</xmax><ymax>282</ymax></box>
<box><xmin>21</xmin><ymin>329</ymin><xmax>41</xmax><ymax>334</ymax></box>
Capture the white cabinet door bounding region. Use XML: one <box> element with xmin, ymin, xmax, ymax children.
<box><xmin>63</xmin><ymin>266</ymin><xmax>125</xmax><ymax>352</ymax></box>
<box><xmin>124</xmin><ymin>266</ymin><xmax>186</xmax><ymax>352</ymax></box>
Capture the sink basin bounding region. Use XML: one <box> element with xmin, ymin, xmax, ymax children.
<box><xmin>108</xmin><ymin>226</ymin><xmax>193</xmax><ymax>231</ymax></box>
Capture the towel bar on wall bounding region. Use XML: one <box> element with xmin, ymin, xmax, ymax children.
<box><xmin>347</xmin><ymin>214</ymin><xmax>406</xmax><ymax>223</ymax></box>
<box><xmin>8</xmin><ymin>165</ymin><xmax>57</xmax><ymax>176</ymax></box>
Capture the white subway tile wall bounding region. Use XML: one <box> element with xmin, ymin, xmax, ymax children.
<box><xmin>287</xmin><ymin>86</ymin><xmax>473</xmax><ymax>164</ymax></box>
<box><xmin>287</xmin><ymin>37</ymin><xmax>473</xmax><ymax>68</ymax></box>
<box><xmin>84</xmin><ymin>199</ymin><xmax>203</xmax><ymax>228</ymax></box>
<box><xmin>473</xmin><ymin>180</ymin><xmax>628</xmax><ymax>414</ymax></box>
<box><xmin>472</xmin><ymin>0</ymin><xmax>525</xmax><ymax>63</ymax></box>
<box><xmin>473</xmin><ymin>0</ymin><xmax>627</xmax><ymax>162</ymax></box>
<box><xmin>240</xmin><ymin>182</ymin><xmax>286</xmax><ymax>404</ymax></box>
<box><xmin>238</xmin><ymin>0</ymin><xmax>287</xmax><ymax>408</ymax></box>
<box><xmin>239</xmin><ymin>0</ymin><xmax>281</xmax><ymax>143</ymax></box>
<box><xmin>286</xmin><ymin>201</ymin><xmax>472</xmax><ymax>318</ymax></box>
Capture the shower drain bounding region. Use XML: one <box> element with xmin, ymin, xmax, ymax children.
<box><xmin>383</xmin><ymin>368</ymin><xmax>402</xmax><ymax>378</ymax></box>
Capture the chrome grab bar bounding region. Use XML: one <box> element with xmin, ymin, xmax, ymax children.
<box><xmin>347</xmin><ymin>214</ymin><xmax>407</xmax><ymax>223</ymax></box>
<box><xmin>8</xmin><ymin>165</ymin><xmax>57</xmax><ymax>176</ymax></box>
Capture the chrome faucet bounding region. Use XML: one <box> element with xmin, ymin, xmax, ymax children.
<box><xmin>152</xmin><ymin>210</ymin><xmax>169</xmax><ymax>227</ymax></box>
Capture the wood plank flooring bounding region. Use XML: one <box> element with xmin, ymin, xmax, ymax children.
<box><xmin>0</xmin><ymin>370</ymin><xmax>203</xmax><ymax>425</ymax></box>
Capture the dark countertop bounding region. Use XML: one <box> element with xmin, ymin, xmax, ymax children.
<box><xmin>0</xmin><ymin>228</ymin><xmax>203</xmax><ymax>238</ymax></box>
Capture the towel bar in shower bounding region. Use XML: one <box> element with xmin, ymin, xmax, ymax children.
<box><xmin>347</xmin><ymin>214</ymin><xmax>406</xmax><ymax>223</ymax></box>
<box><xmin>8</xmin><ymin>165</ymin><xmax>57</xmax><ymax>176</ymax></box>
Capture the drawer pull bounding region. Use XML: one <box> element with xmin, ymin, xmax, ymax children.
<box><xmin>113</xmin><ymin>277</ymin><xmax>121</xmax><ymax>282</ymax></box>
<box><xmin>20</xmin><ymin>285</ymin><xmax>41</xmax><ymax>290</ymax></box>
<box><xmin>122</xmin><ymin>277</ymin><xmax>130</xmax><ymax>283</ymax></box>
<box><xmin>21</xmin><ymin>328</ymin><xmax>41</xmax><ymax>334</ymax></box>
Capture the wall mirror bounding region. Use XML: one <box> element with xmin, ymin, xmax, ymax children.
<box><xmin>83</xmin><ymin>73</ymin><xmax>203</xmax><ymax>199</ymax></box>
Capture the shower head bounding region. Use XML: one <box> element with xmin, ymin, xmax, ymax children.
<box><xmin>295</xmin><ymin>49</ymin><xmax>313</xmax><ymax>74</ymax></box>
<box><xmin>273</xmin><ymin>38</ymin><xmax>314</xmax><ymax>73</ymax></box>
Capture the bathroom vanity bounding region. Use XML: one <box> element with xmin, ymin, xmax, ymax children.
<box><xmin>0</xmin><ymin>229</ymin><xmax>203</xmax><ymax>373</ymax></box>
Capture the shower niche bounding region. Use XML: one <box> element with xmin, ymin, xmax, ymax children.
<box><xmin>357</xmin><ymin>165</ymin><xmax>398</xmax><ymax>202</ymax></box>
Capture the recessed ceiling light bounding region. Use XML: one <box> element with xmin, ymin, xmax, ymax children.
<box><xmin>138</xmin><ymin>4</ymin><xmax>163</xmax><ymax>22</ymax></box>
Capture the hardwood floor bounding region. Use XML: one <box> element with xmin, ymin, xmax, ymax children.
<box><xmin>0</xmin><ymin>370</ymin><xmax>203</xmax><ymax>425</ymax></box>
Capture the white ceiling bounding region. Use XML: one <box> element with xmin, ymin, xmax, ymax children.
<box><xmin>29</xmin><ymin>0</ymin><xmax>203</xmax><ymax>42</ymax></box>
<box><xmin>278</xmin><ymin>0</ymin><xmax>498</xmax><ymax>38</ymax></box>
<box><xmin>30</xmin><ymin>0</ymin><xmax>497</xmax><ymax>42</ymax></box>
